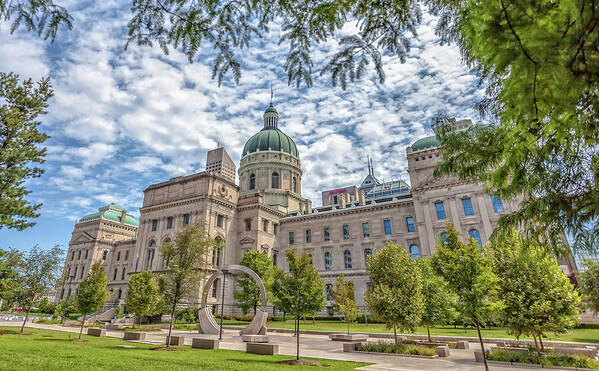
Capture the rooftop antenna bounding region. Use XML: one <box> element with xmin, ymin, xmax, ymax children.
<box><xmin>270</xmin><ymin>84</ymin><xmax>274</xmax><ymax>106</ymax></box>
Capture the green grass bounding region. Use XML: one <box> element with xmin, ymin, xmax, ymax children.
<box><xmin>219</xmin><ymin>319</ymin><xmax>599</xmax><ymax>344</ymax></box>
<box><xmin>0</xmin><ymin>327</ymin><xmax>368</xmax><ymax>371</ymax></box>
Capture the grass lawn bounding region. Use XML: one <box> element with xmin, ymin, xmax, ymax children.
<box><xmin>0</xmin><ymin>327</ymin><xmax>368</xmax><ymax>371</ymax></box>
<box><xmin>212</xmin><ymin>319</ymin><xmax>599</xmax><ymax>344</ymax></box>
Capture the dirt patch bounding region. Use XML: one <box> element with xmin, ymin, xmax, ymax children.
<box><xmin>279</xmin><ymin>360</ymin><xmax>329</xmax><ymax>367</ymax></box>
<box><xmin>149</xmin><ymin>347</ymin><xmax>182</xmax><ymax>351</ymax></box>
<box><xmin>70</xmin><ymin>339</ymin><xmax>88</xmax><ymax>343</ymax></box>
<box><xmin>41</xmin><ymin>335</ymin><xmax>54</xmax><ymax>338</ymax></box>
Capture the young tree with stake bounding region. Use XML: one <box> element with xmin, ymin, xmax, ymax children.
<box><xmin>233</xmin><ymin>251</ymin><xmax>273</xmax><ymax>315</ymax></box>
<box><xmin>76</xmin><ymin>262</ymin><xmax>109</xmax><ymax>339</ymax></box>
<box><xmin>418</xmin><ymin>257</ymin><xmax>455</xmax><ymax>342</ymax></box>
<box><xmin>125</xmin><ymin>271</ymin><xmax>161</xmax><ymax>328</ymax></box>
<box><xmin>331</xmin><ymin>274</ymin><xmax>359</xmax><ymax>335</ymax></box>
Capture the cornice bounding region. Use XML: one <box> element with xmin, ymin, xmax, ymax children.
<box><xmin>140</xmin><ymin>194</ymin><xmax>237</xmax><ymax>214</ymax></box>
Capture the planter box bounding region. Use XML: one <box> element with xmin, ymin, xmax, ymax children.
<box><xmin>166</xmin><ymin>335</ymin><xmax>185</xmax><ymax>346</ymax></box>
<box><xmin>329</xmin><ymin>334</ymin><xmax>368</xmax><ymax>342</ymax></box>
<box><xmin>554</xmin><ymin>346</ymin><xmax>597</xmax><ymax>358</ymax></box>
<box><xmin>456</xmin><ymin>341</ymin><xmax>469</xmax><ymax>349</ymax></box>
<box><xmin>87</xmin><ymin>328</ymin><xmax>106</xmax><ymax>337</ymax></box>
<box><xmin>124</xmin><ymin>331</ymin><xmax>146</xmax><ymax>341</ymax></box>
<box><xmin>246</xmin><ymin>342</ymin><xmax>279</xmax><ymax>355</ymax></box>
<box><xmin>436</xmin><ymin>345</ymin><xmax>450</xmax><ymax>357</ymax></box>
<box><xmin>242</xmin><ymin>335</ymin><xmax>269</xmax><ymax>343</ymax></box>
<box><xmin>343</xmin><ymin>343</ymin><xmax>358</xmax><ymax>352</ymax></box>
<box><xmin>192</xmin><ymin>338</ymin><xmax>219</xmax><ymax>349</ymax></box>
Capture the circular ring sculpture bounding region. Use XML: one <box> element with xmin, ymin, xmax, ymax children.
<box><xmin>197</xmin><ymin>264</ymin><xmax>268</xmax><ymax>336</ymax></box>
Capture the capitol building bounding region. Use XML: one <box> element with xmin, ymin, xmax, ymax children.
<box><xmin>58</xmin><ymin>103</ymin><xmax>566</xmax><ymax>313</ymax></box>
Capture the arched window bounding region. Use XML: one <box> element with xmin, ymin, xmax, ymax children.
<box><xmin>121</xmin><ymin>267</ymin><xmax>126</xmax><ymax>280</ymax></box>
<box><xmin>212</xmin><ymin>243</ymin><xmax>222</xmax><ymax>267</ymax></box>
<box><xmin>272</xmin><ymin>253</ymin><xmax>277</xmax><ymax>266</ymax></box>
<box><xmin>410</xmin><ymin>245</ymin><xmax>420</xmax><ymax>259</ymax></box>
<box><xmin>249</xmin><ymin>174</ymin><xmax>255</xmax><ymax>190</ymax></box>
<box><xmin>440</xmin><ymin>232</ymin><xmax>448</xmax><ymax>244</ymax></box>
<box><xmin>324</xmin><ymin>251</ymin><xmax>332</xmax><ymax>270</ymax></box>
<box><xmin>325</xmin><ymin>284</ymin><xmax>333</xmax><ymax>301</ymax></box>
<box><xmin>469</xmin><ymin>229</ymin><xmax>482</xmax><ymax>248</ymax></box>
<box><xmin>146</xmin><ymin>240</ymin><xmax>156</xmax><ymax>269</ymax></box>
<box><xmin>113</xmin><ymin>268</ymin><xmax>117</xmax><ymax>280</ymax></box>
<box><xmin>292</xmin><ymin>177</ymin><xmax>297</xmax><ymax>193</ymax></box>
<box><xmin>102</xmin><ymin>250</ymin><xmax>108</xmax><ymax>260</ymax></box>
<box><xmin>271</xmin><ymin>172</ymin><xmax>279</xmax><ymax>189</ymax></box>
<box><xmin>117</xmin><ymin>288</ymin><xmax>122</xmax><ymax>299</ymax></box>
<box><xmin>344</xmin><ymin>250</ymin><xmax>352</xmax><ymax>269</ymax></box>
<box><xmin>364</xmin><ymin>248</ymin><xmax>372</xmax><ymax>263</ymax></box>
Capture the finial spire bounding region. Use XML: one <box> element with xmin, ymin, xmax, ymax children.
<box><xmin>270</xmin><ymin>84</ymin><xmax>274</xmax><ymax>106</ymax></box>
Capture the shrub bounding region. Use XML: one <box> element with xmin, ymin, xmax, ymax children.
<box><xmin>36</xmin><ymin>318</ymin><xmax>61</xmax><ymax>325</ymax></box>
<box><xmin>175</xmin><ymin>307</ymin><xmax>198</xmax><ymax>323</ymax></box>
<box><xmin>578</xmin><ymin>322</ymin><xmax>599</xmax><ymax>330</ymax></box>
<box><xmin>356</xmin><ymin>341</ymin><xmax>437</xmax><ymax>356</ymax></box>
<box><xmin>488</xmin><ymin>349</ymin><xmax>599</xmax><ymax>369</ymax></box>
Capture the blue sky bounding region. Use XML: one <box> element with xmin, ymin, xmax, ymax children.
<box><xmin>0</xmin><ymin>0</ymin><xmax>484</xmax><ymax>251</ymax></box>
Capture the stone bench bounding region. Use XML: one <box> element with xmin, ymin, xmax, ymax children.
<box><xmin>246</xmin><ymin>342</ymin><xmax>279</xmax><ymax>355</ymax></box>
<box><xmin>554</xmin><ymin>347</ymin><xmax>597</xmax><ymax>358</ymax></box>
<box><xmin>87</xmin><ymin>328</ymin><xmax>106</xmax><ymax>337</ymax></box>
<box><xmin>456</xmin><ymin>340</ymin><xmax>469</xmax><ymax>349</ymax></box>
<box><xmin>192</xmin><ymin>338</ymin><xmax>219</xmax><ymax>349</ymax></box>
<box><xmin>242</xmin><ymin>335</ymin><xmax>269</xmax><ymax>343</ymax></box>
<box><xmin>166</xmin><ymin>335</ymin><xmax>185</xmax><ymax>346</ymax></box>
<box><xmin>343</xmin><ymin>343</ymin><xmax>360</xmax><ymax>352</ymax></box>
<box><xmin>329</xmin><ymin>334</ymin><xmax>368</xmax><ymax>342</ymax></box>
<box><xmin>436</xmin><ymin>345</ymin><xmax>450</xmax><ymax>357</ymax></box>
<box><xmin>123</xmin><ymin>332</ymin><xmax>146</xmax><ymax>341</ymax></box>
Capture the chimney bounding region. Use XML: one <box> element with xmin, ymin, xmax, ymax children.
<box><xmin>120</xmin><ymin>210</ymin><xmax>126</xmax><ymax>223</ymax></box>
<box><xmin>306</xmin><ymin>201</ymin><xmax>312</xmax><ymax>214</ymax></box>
<box><xmin>358</xmin><ymin>190</ymin><xmax>365</xmax><ymax>206</ymax></box>
<box><xmin>339</xmin><ymin>195</ymin><xmax>346</xmax><ymax>209</ymax></box>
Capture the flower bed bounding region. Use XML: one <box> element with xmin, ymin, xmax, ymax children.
<box><xmin>356</xmin><ymin>341</ymin><xmax>437</xmax><ymax>357</ymax></box>
<box><xmin>487</xmin><ymin>348</ymin><xmax>599</xmax><ymax>369</ymax></box>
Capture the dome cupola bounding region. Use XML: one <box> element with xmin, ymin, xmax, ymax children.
<box><xmin>242</xmin><ymin>103</ymin><xmax>299</xmax><ymax>158</ymax></box>
<box><xmin>264</xmin><ymin>103</ymin><xmax>279</xmax><ymax>128</ymax></box>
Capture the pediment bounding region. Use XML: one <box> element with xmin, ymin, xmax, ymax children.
<box><xmin>416</xmin><ymin>174</ymin><xmax>460</xmax><ymax>191</ymax></box>
<box><xmin>239</xmin><ymin>236</ymin><xmax>255</xmax><ymax>245</ymax></box>
<box><xmin>71</xmin><ymin>232</ymin><xmax>95</xmax><ymax>244</ymax></box>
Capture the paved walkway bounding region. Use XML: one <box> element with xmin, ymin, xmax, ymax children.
<box><xmin>0</xmin><ymin>321</ymin><xmax>570</xmax><ymax>370</ymax></box>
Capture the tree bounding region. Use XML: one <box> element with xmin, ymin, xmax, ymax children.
<box><xmin>432</xmin><ymin>224</ymin><xmax>498</xmax><ymax>371</ymax></box>
<box><xmin>76</xmin><ymin>262</ymin><xmax>109</xmax><ymax>339</ymax></box>
<box><xmin>578</xmin><ymin>259</ymin><xmax>599</xmax><ymax>318</ymax></box>
<box><xmin>15</xmin><ymin>245</ymin><xmax>63</xmax><ymax>332</ymax></box>
<box><xmin>0</xmin><ymin>73</ymin><xmax>54</xmax><ymax>230</ymax></box>
<box><xmin>233</xmin><ymin>250</ymin><xmax>273</xmax><ymax>315</ymax></box>
<box><xmin>0</xmin><ymin>0</ymin><xmax>72</xmax><ymax>42</ymax></box>
<box><xmin>488</xmin><ymin>228</ymin><xmax>580</xmax><ymax>354</ymax></box>
<box><xmin>0</xmin><ymin>248</ymin><xmax>22</xmax><ymax>306</ymax></box>
<box><xmin>331</xmin><ymin>274</ymin><xmax>358</xmax><ymax>335</ymax></box>
<box><xmin>158</xmin><ymin>223</ymin><xmax>217</xmax><ymax>347</ymax></box>
<box><xmin>54</xmin><ymin>296</ymin><xmax>77</xmax><ymax>322</ymax></box>
<box><xmin>271</xmin><ymin>249</ymin><xmax>325</xmax><ymax>361</ymax></box>
<box><xmin>365</xmin><ymin>242</ymin><xmax>424</xmax><ymax>344</ymax></box>
<box><xmin>125</xmin><ymin>271</ymin><xmax>161</xmax><ymax>327</ymax></box>
<box><xmin>418</xmin><ymin>257</ymin><xmax>455</xmax><ymax>342</ymax></box>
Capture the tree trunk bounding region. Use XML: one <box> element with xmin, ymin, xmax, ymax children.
<box><xmin>539</xmin><ymin>334</ymin><xmax>545</xmax><ymax>352</ymax></box>
<box><xmin>79</xmin><ymin>313</ymin><xmax>86</xmax><ymax>339</ymax></box>
<box><xmin>296</xmin><ymin>315</ymin><xmax>300</xmax><ymax>361</ymax></box>
<box><xmin>20</xmin><ymin>307</ymin><xmax>30</xmax><ymax>333</ymax></box>
<box><xmin>393</xmin><ymin>325</ymin><xmax>397</xmax><ymax>345</ymax></box>
<box><xmin>475</xmin><ymin>321</ymin><xmax>489</xmax><ymax>371</ymax></box>
<box><xmin>347</xmin><ymin>319</ymin><xmax>350</xmax><ymax>335</ymax></box>
<box><xmin>532</xmin><ymin>332</ymin><xmax>540</xmax><ymax>354</ymax></box>
<box><xmin>427</xmin><ymin>325</ymin><xmax>431</xmax><ymax>342</ymax></box>
<box><xmin>167</xmin><ymin>302</ymin><xmax>176</xmax><ymax>347</ymax></box>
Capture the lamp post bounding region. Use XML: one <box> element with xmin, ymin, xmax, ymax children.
<box><xmin>218</xmin><ymin>268</ymin><xmax>228</xmax><ymax>341</ymax></box>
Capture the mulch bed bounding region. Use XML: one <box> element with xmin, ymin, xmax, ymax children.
<box><xmin>149</xmin><ymin>347</ymin><xmax>182</xmax><ymax>351</ymax></box>
<box><xmin>41</xmin><ymin>335</ymin><xmax>54</xmax><ymax>337</ymax></box>
<box><xmin>279</xmin><ymin>360</ymin><xmax>329</xmax><ymax>367</ymax></box>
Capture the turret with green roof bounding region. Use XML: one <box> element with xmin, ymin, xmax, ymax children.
<box><xmin>78</xmin><ymin>203</ymin><xmax>139</xmax><ymax>227</ymax></box>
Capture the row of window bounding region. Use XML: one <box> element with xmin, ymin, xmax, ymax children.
<box><xmin>439</xmin><ymin>229</ymin><xmax>483</xmax><ymax>247</ymax></box>
<box><xmin>249</xmin><ymin>172</ymin><xmax>298</xmax><ymax>193</ymax></box>
<box><xmin>113</xmin><ymin>266</ymin><xmax>127</xmax><ymax>281</ymax></box>
<box><xmin>434</xmin><ymin>196</ymin><xmax>504</xmax><ymax>220</ymax></box>
<box><xmin>70</xmin><ymin>249</ymin><xmax>89</xmax><ymax>261</ymax></box>
<box><xmin>289</xmin><ymin>217</ymin><xmax>415</xmax><ymax>245</ymax></box>
<box><xmin>244</xmin><ymin>218</ymin><xmax>279</xmax><ymax>235</ymax></box>
<box><xmin>144</xmin><ymin>239</ymin><xmax>222</xmax><ymax>270</ymax></box>
<box><xmin>150</xmin><ymin>213</ymin><xmax>194</xmax><ymax>232</ymax></box>
<box><xmin>321</xmin><ymin>246</ymin><xmax>420</xmax><ymax>270</ymax></box>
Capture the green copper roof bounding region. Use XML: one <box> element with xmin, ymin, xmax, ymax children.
<box><xmin>78</xmin><ymin>203</ymin><xmax>139</xmax><ymax>227</ymax></box>
<box><xmin>411</xmin><ymin>135</ymin><xmax>441</xmax><ymax>151</ymax></box>
<box><xmin>242</xmin><ymin>127</ymin><xmax>299</xmax><ymax>157</ymax></box>
<box><xmin>265</xmin><ymin>105</ymin><xmax>278</xmax><ymax>114</ymax></box>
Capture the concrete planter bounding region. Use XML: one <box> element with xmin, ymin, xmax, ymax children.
<box><xmin>166</xmin><ymin>335</ymin><xmax>185</xmax><ymax>346</ymax></box>
<box><xmin>87</xmin><ymin>328</ymin><xmax>106</xmax><ymax>337</ymax></box>
<box><xmin>344</xmin><ymin>342</ymin><xmax>438</xmax><ymax>359</ymax></box>
<box><xmin>242</xmin><ymin>335</ymin><xmax>269</xmax><ymax>343</ymax></box>
<box><xmin>329</xmin><ymin>334</ymin><xmax>368</xmax><ymax>342</ymax></box>
<box><xmin>246</xmin><ymin>342</ymin><xmax>279</xmax><ymax>355</ymax></box>
<box><xmin>436</xmin><ymin>345</ymin><xmax>450</xmax><ymax>357</ymax></box>
<box><xmin>124</xmin><ymin>331</ymin><xmax>146</xmax><ymax>341</ymax></box>
<box><xmin>192</xmin><ymin>338</ymin><xmax>219</xmax><ymax>349</ymax></box>
<box><xmin>456</xmin><ymin>341</ymin><xmax>469</xmax><ymax>349</ymax></box>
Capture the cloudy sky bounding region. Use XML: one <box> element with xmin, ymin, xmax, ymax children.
<box><xmin>0</xmin><ymin>0</ymin><xmax>484</xmax><ymax>251</ymax></box>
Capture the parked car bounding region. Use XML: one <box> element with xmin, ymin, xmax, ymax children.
<box><xmin>12</xmin><ymin>307</ymin><xmax>22</xmax><ymax>312</ymax></box>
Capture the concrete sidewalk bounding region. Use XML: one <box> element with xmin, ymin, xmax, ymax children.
<box><xmin>1</xmin><ymin>321</ymin><xmax>570</xmax><ymax>370</ymax></box>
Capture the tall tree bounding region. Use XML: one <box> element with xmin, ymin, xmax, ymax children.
<box><xmin>488</xmin><ymin>228</ymin><xmax>580</xmax><ymax>353</ymax></box>
<box><xmin>0</xmin><ymin>0</ymin><xmax>72</xmax><ymax>41</ymax></box>
<box><xmin>0</xmin><ymin>248</ymin><xmax>23</xmax><ymax>306</ymax></box>
<box><xmin>233</xmin><ymin>250</ymin><xmax>273</xmax><ymax>315</ymax></box>
<box><xmin>15</xmin><ymin>245</ymin><xmax>63</xmax><ymax>332</ymax></box>
<box><xmin>331</xmin><ymin>274</ymin><xmax>358</xmax><ymax>335</ymax></box>
<box><xmin>271</xmin><ymin>249</ymin><xmax>325</xmax><ymax>361</ymax></box>
<box><xmin>365</xmin><ymin>242</ymin><xmax>424</xmax><ymax>344</ymax></box>
<box><xmin>76</xmin><ymin>262</ymin><xmax>109</xmax><ymax>339</ymax></box>
<box><xmin>418</xmin><ymin>257</ymin><xmax>455</xmax><ymax>342</ymax></box>
<box><xmin>432</xmin><ymin>224</ymin><xmax>498</xmax><ymax>371</ymax></box>
<box><xmin>0</xmin><ymin>73</ymin><xmax>54</xmax><ymax>230</ymax></box>
<box><xmin>125</xmin><ymin>271</ymin><xmax>161</xmax><ymax>327</ymax></box>
<box><xmin>158</xmin><ymin>223</ymin><xmax>217</xmax><ymax>347</ymax></box>
<box><xmin>579</xmin><ymin>259</ymin><xmax>599</xmax><ymax>318</ymax></box>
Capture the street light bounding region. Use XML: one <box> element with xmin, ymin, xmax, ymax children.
<box><xmin>218</xmin><ymin>268</ymin><xmax>229</xmax><ymax>341</ymax></box>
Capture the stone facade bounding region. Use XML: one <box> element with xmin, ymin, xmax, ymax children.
<box><xmin>58</xmin><ymin>106</ymin><xmax>575</xmax><ymax>313</ymax></box>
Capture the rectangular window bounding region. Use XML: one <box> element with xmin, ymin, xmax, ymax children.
<box><xmin>324</xmin><ymin>252</ymin><xmax>331</xmax><ymax>270</ymax></box>
<box><xmin>274</xmin><ymin>223</ymin><xmax>278</xmax><ymax>236</ymax></box>
<box><xmin>217</xmin><ymin>215</ymin><xmax>224</xmax><ymax>228</ymax></box>
<box><xmin>183</xmin><ymin>213</ymin><xmax>190</xmax><ymax>225</ymax></box>
<box><xmin>435</xmin><ymin>202</ymin><xmax>446</xmax><ymax>220</ymax></box>
<box><xmin>77</xmin><ymin>250</ymin><xmax>82</xmax><ymax>260</ymax></box>
<box><xmin>263</xmin><ymin>219</ymin><xmax>269</xmax><ymax>232</ymax></box>
<box><xmin>121</xmin><ymin>268</ymin><xmax>126</xmax><ymax>280</ymax></box>
<box><xmin>462</xmin><ymin>198</ymin><xmax>474</xmax><ymax>216</ymax></box>
<box><xmin>166</xmin><ymin>217</ymin><xmax>173</xmax><ymax>229</ymax></box>
<box><xmin>406</xmin><ymin>217</ymin><xmax>415</xmax><ymax>232</ymax></box>
<box><xmin>74</xmin><ymin>266</ymin><xmax>78</xmax><ymax>277</ymax></box>
<box><xmin>85</xmin><ymin>250</ymin><xmax>88</xmax><ymax>259</ymax></box>
<box><xmin>491</xmin><ymin>195</ymin><xmax>504</xmax><ymax>212</ymax></box>
<box><xmin>71</xmin><ymin>251</ymin><xmax>74</xmax><ymax>261</ymax></box>
<box><xmin>306</xmin><ymin>229</ymin><xmax>312</xmax><ymax>243</ymax></box>
<box><xmin>362</xmin><ymin>223</ymin><xmax>370</xmax><ymax>238</ymax></box>
<box><xmin>125</xmin><ymin>250</ymin><xmax>129</xmax><ymax>261</ymax></box>
<box><xmin>245</xmin><ymin>219</ymin><xmax>252</xmax><ymax>231</ymax></box>
<box><xmin>212</xmin><ymin>279</ymin><xmax>219</xmax><ymax>298</ymax></box>
<box><xmin>333</xmin><ymin>195</ymin><xmax>338</xmax><ymax>204</ymax></box>
<box><xmin>323</xmin><ymin>227</ymin><xmax>330</xmax><ymax>241</ymax></box>
<box><xmin>116</xmin><ymin>252</ymin><xmax>121</xmax><ymax>261</ymax></box>
<box><xmin>289</xmin><ymin>231</ymin><xmax>295</xmax><ymax>245</ymax></box>
<box><xmin>343</xmin><ymin>225</ymin><xmax>350</xmax><ymax>240</ymax></box>
<box><xmin>384</xmin><ymin>219</ymin><xmax>392</xmax><ymax>235</ymax></box>
<box><xmin>113</xmin><ymin>268</ymin><xmax>117</xmax><ymax>280</ymax></box>
<box><xmin>152</xmin><ymin>219</ymin><xmax>158</xmax><ymax>231</ymax></box>
<box><xmin>80</xmin><ymin>266</ymin><xmax>84</xmax><ymax>279</ymax></box>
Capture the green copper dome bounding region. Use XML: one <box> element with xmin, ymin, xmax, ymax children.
<box><xmin>78</xmin><ymin>203</ymin><xmax>139</xmax><ymax>227</ymax></box>
<box><xmin>242</xmin><ymin>127</ymin><xmax>299</xmax><ymax>157</ymax></box>
<box><xmin>411</xmin><ymin>135</ymin><xmax>441</xmax><ymax>151</ymax></box>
